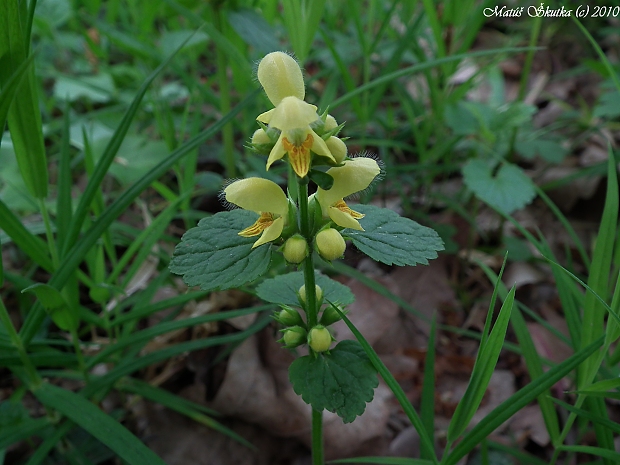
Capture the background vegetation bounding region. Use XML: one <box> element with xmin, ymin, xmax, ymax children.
<box><xmin>1</xmin><ymin>0</ymin><xmax>619</xmax><ymax>463</ymax></box>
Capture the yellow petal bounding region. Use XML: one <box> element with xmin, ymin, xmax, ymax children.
<box><xmin>257</xmin><ymin>52</ymin><xmax>305</xmax><ymax>106</ymax></box>
<box><xmin>283</xmin><ymin>134</ymin><xmax>313</xmax><ymax>178</ymax></box>
<box><xmin>253</xmin><ymin>216</ymin><xmax>285</xmax><ymax>248</ymax></box>
<box><xmin>224</xmin><ymin>178</ymin><xmax>288</xmax><ymax>216</ymax></box>
<box><xmin>318</xmin><ymin>157</ymin><xmax>380</xmax><ymax>208</ymax></box>
<box><xmin>268</xmin><ymin>96</ymin><xmax>319</xmax><ymax>131</ymax></box>
<box><xmin>310</xmin><ymin>130</ymin><xmax>334</xmax><ymax>161</ymax></box>
<box><xmin>257</xmin><ymin>108</ymin><xmax>274</xmax><ymax>124</ymax></box>
<box><xmin>238</xmin><ymin>212</ymin><xmax>275</xmax><ymax>237</ymax></box>
<box><xmin>328</xmin><ymin>206</ymin><xmax>363</xmax><ymax>230</ymax></box>
<box><xmin>266</xmin><ymin>133</ymin><xmax>287</xmax><ymax>171</ymax></box>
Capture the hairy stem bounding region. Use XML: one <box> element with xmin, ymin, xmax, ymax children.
<box><xmin>297</xmin><ymin>179</ymin><xmax>323</xmax><ymax>464</ymax></box>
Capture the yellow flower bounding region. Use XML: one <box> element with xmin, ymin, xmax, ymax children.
<box><xmin>224</xmin><ymin>178</ymin><xmax>288</xmax><ymax>248</ymax></box>
<box><xmin>257</xmin><ymin>96</ymin><xmax>334</xmax><ymax>178</ymax></box>
<box><xmin>316</xmin><ymin>157</ymin><xmax>380</xmax><ymax>230</ymax></box>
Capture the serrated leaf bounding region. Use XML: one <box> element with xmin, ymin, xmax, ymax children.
<box><xmin>169</xmin><ymin>210</ymin><xmax>272</xmax><ymax>291</ymax></box>
<box><xmin>289</xmin><ymin>340</ymin><xmax>378</xmax><ymax>423</ymax></box>
<box><xmin>462</xmin><ymin>159</ymin><xmax>536</xmax><ymax>215</ymax></box>
<box><xmin>255</xmin><ymin>270</ymin><xmax>354</xmax><ymax>307</ymax></box>
<box><xmin>342</xmin><ymin>204</ymin><xmax>444</xmax><ymax>266</ymax></box>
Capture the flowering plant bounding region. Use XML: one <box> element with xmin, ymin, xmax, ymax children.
<box><xmin>170</xmin><ymin>52</ymin><xmax>443</xmax><ymax>463</ymax></box>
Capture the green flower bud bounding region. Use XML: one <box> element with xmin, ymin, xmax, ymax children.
<box><xmin>251</xmin><ymin>128</ymin><xmax>271</xmax><ymax>145</ymax></box>
<box><xmin>315</xmin><ymin>228</ymin><xmax>346</xmax><ymax>261</ymax></box>
<box><xmin>319</xmin><ymin>305</ymin><xmax>344</xmax><ymax>326</ymax></box>
<box><xmin>298</xmin><ymin>284</ymin><xmax>323</xmax><ymax>305</ymax></box>
<box><xmin>308</xmin><ymin>325</ymin><xmax>333</xmax><ymax>352</ymax></box>
<box><xmin>325</xmin><ymin>136</ymin><xmax>347</xmax><ymax>164</ymax></box>
<box><xmin>281</xmin><ymin>325</ymin><xmax>307</xmax><ymax>348</ymax></box>
<box><xmin>282</xmin><ymin>235</ymin><xmax>309</xmax><ymax>264</ymax></box>
<box><xmin>276</xmin><ymin>305</ymin><xmax>305</xmax><ymax>326</ymax></box>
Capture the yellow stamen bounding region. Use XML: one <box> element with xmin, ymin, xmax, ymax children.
<box><xmin>333</xmin><ymin>200</ymin><xmax>364</xmax><ymax>219</ymax></box>
<box><xmin>282</xmin><ymin>134</ymin><xmax>314</xmax><ymax>178</ymax></box>
<box><xmin>238</xmin><ymin>212</ymin><xmax>275</xmax><ymax>237</ymax></box>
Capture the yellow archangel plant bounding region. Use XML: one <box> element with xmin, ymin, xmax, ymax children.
<box><xmin>169</xmin><ymin>51</ymin><xmax>443</xmax><ymax>465</ymax></box>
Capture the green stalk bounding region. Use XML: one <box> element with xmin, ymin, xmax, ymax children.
<box><xmin>38</xmin><ymin>198</ymin><xmax>59</xmax><ymax>269</ymax></box>
<box><xmin>213</xmin><ymin>5</ymin><xmax>235</xmax><ymax>178</ymax></box>
<box><xmin>297</xmin><ymin>179</ymin><xmax>323</xmax><ymax>464</ymax></box>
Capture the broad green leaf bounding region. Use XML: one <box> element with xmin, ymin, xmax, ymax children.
<box><xmin>169</xmin><ymin>210</ymin><xmax>273</xmax><ymax>291</ymax></box>
<box><xmin>515</xmin><ymin>137</ymin><xmax>567</xmax><ymax>163</ymax></box>
<box><xmin>289</xmin><ymin>340</ymin><xmax>378</xmax><ymax>423</ymax></box>
<box><xmin>447</xmin><ymin>286</ymin><xmax>515</xmax><ymax>442</ymax></box>
<box><xmin>33</xmin><ymin>383</ymin><xmax>168</xmax><ymax>465</ymax></box>
<box><xmin>255</xmin><ymin>271</ymin><xmax>354</xmax><ymax>307</ymax></box>
<box><xmin>227</xmin><ymin>8</ymin><xmax>278</xmax><ymax>54</ymax></box>
<box><xmin>159</xmin><ymin>30</ymin><xmax>209</xmax><ymax>57</ymax></box>
<box><xmin>462</xmin><ymin>159</ymin><xmax>536</xmax><ymax>215</ymax></box>
<box><xmin>22</xmin><ymin>283</ymin><xmax>77</xmax><ymax>331</ymax></box>
<box><xmin>342</xmin><ymin>205</ymin><xmax>444</xmax><ymax>266</ymax></box>
<box><xmin>53</xmin><ymin>73</ymin><xmax>116</xmax><ymax>103</ymax></box>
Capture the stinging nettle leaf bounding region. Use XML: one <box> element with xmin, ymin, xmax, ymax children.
<box><xmin>169</xmin><ymin>209</ymin><xmax>273</xmax><ymax>292</ymax></box>
<box><xmin>255</xmin><ymin>270</ymin><xmax>354</xmax><ymax>307</ymax></box>
<box><xmin>342</xmin><ymin>204</ymin><xmax>444</xmax><ymax>266</ymax></box>
<box><xmin>289</xmin><ymin>340</ymin><xmax>378</xmax><ymax>423</ymax></box>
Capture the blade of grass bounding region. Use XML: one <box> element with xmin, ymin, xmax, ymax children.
<box><xmin>330</xmin><ymin>46</ymin><xmax>542</xmax><ymax>109</ymax></box>
<box><xmin>477</xmin><ymin>261</ymin><xmax>560</xmax><ymax>444</ymax></box>
<box><xmin>420</xmin><ymin>315</ymin><xmax>436</xmax><ymax>461</ymax></box>
<box><xmin>330</xmin><ymin>458</ymin><xmax>434</xmax><ymax>465</ymax></box>
<box><xmin>60</xmin><ymin>29</ymin><xmax>200</xmax><ymax>258</ymax></box>
<box><xmin>446</xmin><ymin>286</ymin><xmax>515</xmax><ymax>443</ymax></box>
<box><xmin>33</xmin><ymin>383</ymin><xmax>168</xmax><ymax>465</ymax></box>
<box><xmin>0</xmin><ymin>1</ymin><xmax>48</xmax><ymax>198</ymax></box>
<box><xmin>19</xmin><ymin>89</ymin><xmax>258</xmax><ymax>345</ymax></box>
<box><xmin>116</xmin><ymin>378</ymin><xmax>254</xmax><ymax>449</ymax></box>
<box><xmin>442</xmin><ymin>336</ymin><xmax>604</xmax><ymax>465</ymax></box>
<box><xmin>331</xmin><ymin>303</ymin><xmax>438</xmax><ymax>465</ymax></box>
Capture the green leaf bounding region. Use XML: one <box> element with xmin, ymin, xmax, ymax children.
<box><xmin>22</xmin><ymin>283</ymin><xmax>77</xmax><ymax>331</ymax></box>
<box><xmin>515</xmin><ymin>137</ymin><xmax>567</xmax><ymax>163</ymax></box>
<box><xmin>255</xmin><ymin>270</ymin><xmax>354</xmax><ymax>307</ymax></box>
<box><xmin>33</xmin><ymin>383</ymin><xmax>168</xmax><ymax>465</ymax></box>
<box><xmin>447</xmin><ymin>286</ymin><xmax>515</xmax><ymax>442</ymax></box>
<box><xmin>342</xmin><ymin>205</ymin><xmax>444</xmax><ymax>266</ymax></box>
<box><xmin>289</xmin><ymin>340</ymin><xmax>378</xmax><ymax>423</ymax></box>
<box><xmin>308</xmin><ymin>169</ymin><xmax>334</xmax><ymax>190</ymax></box>
<box><xmin>226</xmin><ymin>8</ymin><xmax>278</xmax><ymax>54</ymax></box>
<box><xmin>462</xmin><ymin>159</ymin><xmax>536</xmax><ymax>215</ymax></box>
<box><xmin>169</xmin><ymin>209</ymin><xmax>272</xmax><ymax>291</ymax></box>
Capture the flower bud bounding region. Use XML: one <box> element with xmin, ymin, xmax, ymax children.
<box><xmin>276</xmin><ymin>305</ymin><xmax>305</xmax><ymax>326</ymax></box>
<box><xmin>308</xmin><ymin>325</ymin><xmax>333</xmax><ymax>353</ymax></box>
<box><xmin>315</xmin><ymin>228</ymin><xmax>346</xmax><ymax>261</ymax></box>
<box><xmin>257</xmin><ymin>52</ymin><xmax>305</xmax><ymax>106</ymax></box>
<box><xmin>319</xmin><ymin>305</ymin><xmax>344</xmax><ymax>326</ymax></box>
<box><xmin>251</xmin><ymin>128</ymin><xmax>271</xmax><ymax>145</ymax></box>
<box><xmin>281</xmin><ymin>325</ymin><xmax>307</xmax><ymax>348</ymax></box>
<box><xmin>298</xmin><ymin>284</ymin><xmax>323</xmax><ymax>305</ymax></box>
<box><xmin>282</xmin><ymin>235</ymin><xmax>309</xmax><ymax>264</ymax></box>
<box><xmin>324</xmin><ymin>114</ymin><xmax>338</xmax><ymax>131</ymax></box>
<box><xmin>325</xmin><ymin>136</ymin><xmax>347</xmax><ymax>164</ymax></box>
